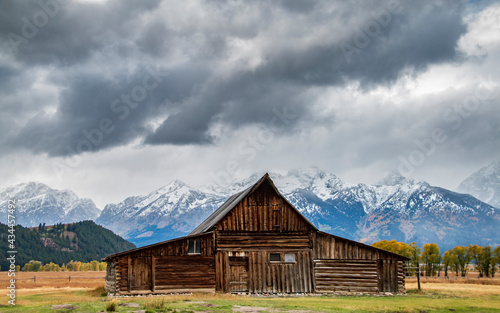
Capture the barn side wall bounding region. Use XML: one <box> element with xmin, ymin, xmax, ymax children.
<box><xmin>312</xmin><ymin>232</ymin><xmax>406</xmax><ymax>293</ymax></box>
<box><xmin>112</xmin><ymin>233</ymin><xmax>215</xmax><ymax>294</ymax></box>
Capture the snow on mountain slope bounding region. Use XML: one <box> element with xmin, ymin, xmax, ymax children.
<box><xmin>4</xmin><ymin>167</ymin><xmax>498</xmax><ymax>251</ymax></box>
<box><xmin>96</xmin><ymin>168</ymin><xmax>499</xmax><ymax>250</ymax></box>
<box><xmin>458</xmin><ymin>161</ymin><xmax>500</xmax><ymax>208</ymax></box>
<box><xmin>0</xmin><ymin>182</ymin><xmax>100</xmax><ymax>226</ymax></box>
<box><xmin>96</xmin><ymin>180</ymin><xmax>227</xmax><ymax>245</ymax></box>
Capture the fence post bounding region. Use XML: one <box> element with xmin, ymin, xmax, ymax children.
<box><xmin>34</xmin><ymin>275</ymin><xmax>36</xmax><ymax>283</ymax></box>
<box><xmin>69</xmin><ymin>276</ymin><xmax>71</xmax><ymax>282</ymax></box>
<box><xmin>417</xmin><ymin>262</ymin><xmax>421</xmax><ymax>291</ymax></box>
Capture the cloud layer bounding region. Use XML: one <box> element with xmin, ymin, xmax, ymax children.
<box><xmin>0</xmin><ymin>0</ymin><xmax>499</xmax><ymax>205</ymax></box>
<box><xmin>1</xmin><ymin>0</ymin><xmax>470</xmax><ymax>155</ymax></box>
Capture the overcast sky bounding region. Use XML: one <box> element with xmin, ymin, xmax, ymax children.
<box><xmin>1</xmin><ymin>0</ymin><xmax>499</xmax><ymax>208</ymax></box>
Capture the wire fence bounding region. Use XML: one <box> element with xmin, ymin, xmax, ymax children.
<box><xmin>406</xmin><ymin>276</ymin><xmax>499</xmax><ymax>280</ymax></box>
<box><xmin>0</xmin><ymin>275</ymin><xmax>104</xmax><ymax>282</ymax></box>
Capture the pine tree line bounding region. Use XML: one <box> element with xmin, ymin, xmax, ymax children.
<box><xmin>0</xmin><ymin>221</ymin><xmax>135</xmax><ymax>270</ymax></box>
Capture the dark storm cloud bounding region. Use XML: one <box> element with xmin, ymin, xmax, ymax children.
<box><xmin>0</xmin><ymin>0</ymin><xmax>470</xmax><ymax>156</ymax></box>
<box><xmin>5</xmin><ymin>64</ymin><xmax>211</xmax><ymax>156</ymax></box>
<box><xmin>0</xmin><ymin>0</ymin><xmax>162</xmax><ymax>65</ymax></box>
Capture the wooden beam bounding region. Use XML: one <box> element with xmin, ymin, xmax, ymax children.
<box><xmin>127</xmin><ymin>255</ymin><xmax>132</xmax><ymax>292</ymax></box>
<box><xmin>151</xmin><ymin>255</ymin><xmax>156</xmax><ymax>292</ymax></box>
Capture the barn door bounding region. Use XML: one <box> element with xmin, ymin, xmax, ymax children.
<box><xmin>377</xmin><ymin>259</ymin><xmax>398</xmax><ymax>292</ymax></box>
<box><xmin>130</xmin><ymin>257</ymin><xmax>152</xmax><ymax>291</ymax></box>
<box><xmin>228</xmin><ymin>256</ymin><xmax>249</xmax><ymax>292</ymax></box>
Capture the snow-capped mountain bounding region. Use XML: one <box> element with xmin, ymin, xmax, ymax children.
<box><xmin>96</xmin><ymin>180</ymin><xmax>227</xmax><ymax>246</ymax></box>
<box><xmin>4</xmin><ymin>168</ymin><xmax>498</xmax><ymax>250</ymax></box>
<box><xmin>0</xmin><ymin>182</ymin><xmax>100</xmax><ymax>226</ymax></box>
<box><xmin>457</xmin><ymin>161</ymin><xmax>500</xmax><ymax>208</ymax></box>
<box><xmin>96</xmin><ymin>168</ymin><xmax>499</xmax><ymax>250</ymax></box>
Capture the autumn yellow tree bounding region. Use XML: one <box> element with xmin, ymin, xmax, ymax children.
<box><xmin>420</xmin><ymin>243</ymin><xmax>441</xmax><ymax>276</ymax></box>
<box><xmin>476</xmin><ymin>246</ymin><xmax>493</xmax><ymax>277</ymax></box>
<box><xmin>371</xmin><ymin>240</ymin><xmax>420</xmax><ymax>275</ymax></box>
<box><xmin>492</xmin><ymin>246</ymin><xmax>500</xmax><ymax>277</ymax></box>
<box><xmin>442</xmin><ymin>251</ymin><xmax>451</xmax><ymax>277</ymax></box>
<box><xmin>449</xmin><ymin>246</ymin><xmax>472</xmax><ymax>277</ymax></box>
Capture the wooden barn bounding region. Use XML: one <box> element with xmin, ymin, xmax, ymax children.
<box><xmin>104</xmin><ymin>174</ymin><xmax>408</xmax><ymax>295</ymax></box>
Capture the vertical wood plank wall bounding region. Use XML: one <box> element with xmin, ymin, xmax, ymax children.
<box><xmin>215</xmin><ymin>250</ymin><xmax>313</xmax><ymax>293</ymax></box>
<box><xmin>217</xmin><ymin>183</ymin><xmax>310</xmax><ymax>233</ymax></box>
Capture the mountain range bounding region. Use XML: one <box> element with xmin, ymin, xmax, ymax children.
<box><xmin>0</xmin><ymin>182</ymin><xmax>100</xmax><ymax>226</ymax></box>
<box><xmin>457</xmin><ymin>161</ymin><xmax>500</xmax><ymax>208</ymax></box>
<box><xmin>1</xmin><ymin>163</ymin><xmax>499</xmax><ymax>252</ymax></box>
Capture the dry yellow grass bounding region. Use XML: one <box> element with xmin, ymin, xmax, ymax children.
<box><xmin>406</xmin><ymin>276</ymin><xmax>500</xmax><ymax>285</ymax></box>
<box><xmin>406</xmin><ymin>281</ymin><xmax>500</xmax><ymax>296</ymax></box>
<box><xmin>0</xmin><ymin>271</ymin><xmax>105</xmax><ymax>289</ymax></box>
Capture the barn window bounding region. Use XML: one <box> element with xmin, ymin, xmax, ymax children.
<box><xmin>270</xmin><ymin>253</ymin><xmax>281</xmax><ymax>262</ymax></box>
<box><xmin>284</xmin><ymin>253</ymin><xmax>296</xmax><ymax>263</ymax></box>
<box><xmin>188</xmin><ymin>239</ymin><xmax>201</xmax><ymax>254</ymax></box>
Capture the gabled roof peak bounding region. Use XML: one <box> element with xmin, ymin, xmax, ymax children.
<box><xmin>189</xmin><ymin>173</ymin><xmax>316</xmax><ymax>235</ymax></box>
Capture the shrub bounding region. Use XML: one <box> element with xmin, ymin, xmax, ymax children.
<box><xmin>105</xmin><ymin>300</ymin><xmax>117</xmax><ymax>312</ymax></box>
<box><xmin>144</xmin><ymin>298</ymin><xmax>166</xmax><ymax>310</ymax></box>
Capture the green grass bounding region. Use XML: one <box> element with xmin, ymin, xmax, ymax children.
<box><xmin>0</xmin><ymin>286</ymin><xmax>499</xmax><ymax>312</ymax></box>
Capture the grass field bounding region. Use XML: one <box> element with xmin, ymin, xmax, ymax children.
<box><xmin>0</xmin><ymin>272</ymin><xmax>499</xmax><ymax>313</ymax></box>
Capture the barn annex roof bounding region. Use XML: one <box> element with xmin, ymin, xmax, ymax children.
<box><xmin>190</xmin><ymin>173</ymin><xmax>318</xmax><ymax>235</ymax></box>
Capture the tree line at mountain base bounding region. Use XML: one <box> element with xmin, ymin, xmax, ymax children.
<box><xmin>20</xmin><ymin>260</ymin><xmax>106</xmax><ymax>272</ymax></box>
<box><xmin>372</xmin><ymin>240</ymin><xmax>500</xmax><ymax>277</ymax></box>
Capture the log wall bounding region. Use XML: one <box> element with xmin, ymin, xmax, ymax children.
<box><xmin>154</xmin><ymin>256</ymin><xmax>215</xmax><ymax>291</ymax></box>
<box><xmin>314</xmin><ymin>260</ymin><xmax>378</xmax><ymax>293</ymax></box>
<box><xmin>105</xmin><ymin>259</ymin><xmax>117</xmax><ymax>294</ymax></box>
<box><xmin>313</xmin><ymin>232</ymin><xmax>407</xmax><ymax>293</ymax></box>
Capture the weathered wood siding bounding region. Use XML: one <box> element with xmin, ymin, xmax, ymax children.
<box><xmin>217</xmin><ymin>232</ymin><xmax>311</xmax><ymax>250</ymax></box>
<box><xmin>113</xmin><ymin>233</ymin><xmax>215</xmax><ymax>294</ymax></box>
<box><xmin>313</xmin><ymin>232</ymin><xmax>406</xmax><ymax>293</ymax></box>
<box><xmin>217</xmin><ymin>182</ymin><xmax>310</xmax><ymax>233</ymax></box>
<box><xmin>313</xmin><ymin>232</ymin><xmax>397</xmax><ymax>260</ymax></box>
<box><xmin>378</xmin><ymin>259</ymin><xmax>406</xmax><ymax>293</ymax></box>
<box><xmin>155</xmin><ymin>256</ymin><xmax>215</xmax><ymax>291</ymax></box>
<box><xmin>215</xmin><ymin>250</ymin><xmax>313</xmax><ymax>293</ymax></box>
<box><xmin>314</xmin><ymin>260</ymin><xmax>378</xmax><ymax>293</ymax></box>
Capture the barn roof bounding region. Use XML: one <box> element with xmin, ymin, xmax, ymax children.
<box><xmin>103</xmin><ymin>231</ymin><xmax>212</xmax><ymax>261</ymax></box>
<box><xmin>190</xmin><ymin>173</ymin><xmax>318</xmax><ymax>235</ymax></box>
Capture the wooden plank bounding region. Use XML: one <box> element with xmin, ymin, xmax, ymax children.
<box><xmin>272</xmin><ymin>265</ymin><xmax>276</xmax><ymax>293</ymax></box>
<box><xmin>151</xmin><ymin>256</ymin><xmax>156</xmax><ymax>292</ymax></box>
<box><xmin>127</xmin><ymin>255</ymin><xmax>131</xmax><ymax>292</ymax></box>
<box><xmin>281</xmin><ymin>260</ymin><xmax>285</xmax><ymax>292</ymax></box>
<box><xmin>225</xmin><ymin>252</ymin><xmax>230</xmax><ymax>293</ymax></box>
<box><xmin>297</xmin><ymin>252</ymin><xmax>303</xmax><ymax>293</ymax></box>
